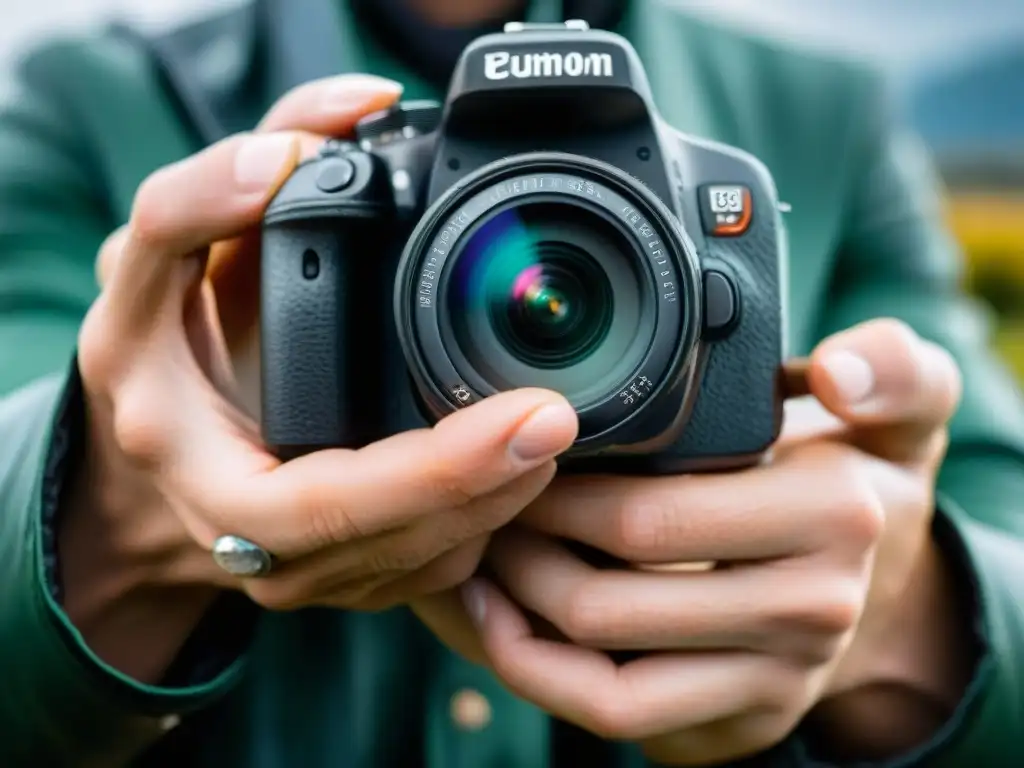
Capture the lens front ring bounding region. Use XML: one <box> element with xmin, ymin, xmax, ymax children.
<box><xmin>395</xmin><ymin>152</ymin><xmax>703</xmax><ymax>447</ymax></box>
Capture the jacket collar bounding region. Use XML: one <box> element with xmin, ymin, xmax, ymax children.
<box><xmin>133</xmin><ymin>0</ymin><xmax>628</xmax><ymax>145</ymax></box>
<box><xmin>259</xmin><ymin>0</ymin><xmax>630</xmax><ymax>95</ymax></box>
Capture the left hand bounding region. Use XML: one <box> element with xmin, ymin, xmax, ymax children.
<box><xmin>459</xmin><ymin>319</ymin><xmax>963</xmax><ymax>765</ymax></box>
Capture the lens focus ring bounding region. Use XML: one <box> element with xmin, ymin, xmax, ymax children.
<box><xmin>395</xmin><ymin>152</ymin><xmax>702</xmax><ymax>447</ymax></box>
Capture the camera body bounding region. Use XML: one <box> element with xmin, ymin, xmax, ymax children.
<box><xmin>261</xmin><ymin>21</ymin><xmax>787</xmax><ymax>473</ymax></box>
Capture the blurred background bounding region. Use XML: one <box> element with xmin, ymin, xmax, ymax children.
<box><xmin>2</xmin><ymin>0</ymin><xmax>1022</xmax><ymax>375</ymax></box>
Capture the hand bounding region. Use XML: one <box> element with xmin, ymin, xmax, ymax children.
<box><xmin>458</xmin><ymin>319</ymin><xmax>962</xmax><ymax>765</ymax></box>
<box><xmin>66</xmin><ymin>74</ymin><xmax>578</xmax><ymax>683</ymax></box>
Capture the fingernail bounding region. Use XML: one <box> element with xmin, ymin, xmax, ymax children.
<box><xmin>234</xmin><ymin>133</ymin><xmax>297</xmax><ymax>192</ymax></box>
<box><xmin>320</xmin><ymin>76</ymin><xmax>403</xmax><ymax>113</ymax></box>
<box><xmin>461</xmin><ymin>580</ymin><xmax>487</xmax><ymax>628</ymax></box>
<box><xmin>821</xmin><ymin>350</ymin><xmax>875</xmax><ymax>405</ymax></box>
<box><xmin>508</xmin><ymin>401</ymin><xmax>578</xmax><ymax>465</ymax></box>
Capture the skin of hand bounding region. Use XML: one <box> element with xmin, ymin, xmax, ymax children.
<box><xmin>413</xmin><ymin>319</ymin><xmax>968</xmax><ymax>765</ymax></box>
<box><xmin>64</xmin><ymin>73</ymin><xmax>578</xmax><ymax>683</ymax></box>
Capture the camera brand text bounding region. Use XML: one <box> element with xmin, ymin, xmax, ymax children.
<box><xmin>483</xmin><ymin>50</ymin><xmax>614</xmax><ymax>80</ymax></box>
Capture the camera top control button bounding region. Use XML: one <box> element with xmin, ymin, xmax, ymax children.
<box><xmin>699</xmin><ymin>184</ymin><xmax>753</xmax><ymax>237</ymax></box>
<box><xmin>318</xmin><ymin>139</ymin><xmax>356</xmax><ymax>157</ymax></box>
<box><xmin>703</xmin><ymin>270</ymin><xmax>739</xmax><ymax>337</ymax></box>
<box><xmin>315</xmin><ymin>157</ymin><xmax>356</xmax><ymax>193</ymax></box>
<box><xmin>355</xmin><ymin>100</ymin><xmax>443</xmax><ymax>145</ymax></box>
<box><xmin>504</xmin><ymin>19</ymin><xmax>590</xmax><ymax>32</ymax></box>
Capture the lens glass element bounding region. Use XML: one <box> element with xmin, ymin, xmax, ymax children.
<box><xmin>494</xmin><ymin>242</ymin><xmax>612</xmax><ymax>369</ymax></box>
<box><xmin>445</xmin><ymin>201</ymin><xmax>654</xmax><ymax>406</ymax></box>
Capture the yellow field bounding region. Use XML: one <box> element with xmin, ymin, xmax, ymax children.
<box><xmin>947</xmin><ymin>192</ymin><xmax>1024</xmax><ymax>380</ymax></box>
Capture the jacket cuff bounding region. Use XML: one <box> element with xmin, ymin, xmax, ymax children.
<box><xmin>0</xmin><ymin>360</ymin><xmax>254</xmax><ymax>763</ymax></box>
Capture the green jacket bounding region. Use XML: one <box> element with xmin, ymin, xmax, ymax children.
<box><xmin>2</xmin><ymin>1</ymin><xmax>1024</xmax><ymax>765</ymax></box>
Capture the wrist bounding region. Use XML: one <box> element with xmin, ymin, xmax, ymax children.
<box><xmin>57</xmin><ymin>422</ymin><xmax>224</xmax><ymax>682</ymax></box>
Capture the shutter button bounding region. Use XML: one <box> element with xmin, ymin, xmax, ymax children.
<box><xmin>316</xmin><ymin>157</ymin><xmax>356</xmax><ymax>193</ymax></box>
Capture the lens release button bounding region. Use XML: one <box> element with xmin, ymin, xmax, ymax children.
<box><xmin>316</xmin><ymin>158</ymin><xmax>356</xmax><ymax>193</ymax></box>
<box><xmin>703</xmin><ymin>271</ymin><xmax>738</xmax><ymax>336</ymax></box>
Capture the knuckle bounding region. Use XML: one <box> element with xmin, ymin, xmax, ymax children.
<box><xmin>781</xmin><ymin>578</ymin><xmax>864</xmax><ymax>639</ymax></box>
<box><xmin>561</xmin><ymin>581</ymin><xmax>611</xmax><ymax>644</ymax></box>
<box><xmin>77</xmin><ymin>304</ymin><xmax>119</xmax><ymax>389</ymax></box>
<box><xmin>615</xmin><ymin>493</ymin><xmax>680</xmax><ymax>557</ymax></box>
<box><xmin>747</xmin><ymin>664</ymin><xmax>807</xmax><ymax>717</ymax></box>
<box><xmin>424</xmin><ymin>463</ymin><xmax>478</xmax><ymax>509</ymax></box>
<box><xmin>784</xmin><ymin>628</ymin><xmax>848</xmax><ymax>667</ymax></box>
<box><xmin>303</xmin><ymin>501</ymin><xmax>362</xmax><ymax>549</ymax></box>
<box><xmin>833</xmin><ymin>492</ymin><xmax>885</xmax><ymax>549</ymax></box>
<box><xmin>353</xmin><ymin>534</ymin><xmax>430</xmax><ymax>578</ymax></box>
<box><xmin>815</xmin><ymin>580</ymin><xmax>865</xmax><ymax>635</ymax></box>
<box><xmin>111</xmin><ymin>381</ymin><xmax>171</xmax><ymax>467</ymax></box>
<box><xmin>583</xmin><ymin>695</ymin><xmax>639</xmax><ymax>741</ymax></box>
<box><xmin>129</xmin><ymin>167</ymin><xmax>181</xmax><ymax>248</ymax></box>
<box><xmin>432</xmin><ymin>541</ymin><xmax>487</xmax><ymax>590</ymax></box>
<box><xmin>822</xmin><ymin>452</ymin><xmax>885</xmax><ymax>547</ymax></box>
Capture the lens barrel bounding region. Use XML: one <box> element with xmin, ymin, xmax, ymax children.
<box><xmin>395</xmin><ymin>152</ymin><xmax>702</xmax><ymax>447</ymax></box>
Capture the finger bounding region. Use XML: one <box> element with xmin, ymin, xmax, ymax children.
<box><xmin>411</xmin><ymin>588</ymin><xmax>490</xmax><ymax>667</ymax></box>
<box><xmin>102</xmin><ymin>131</ymin><xmax>302</xmax><ymax>341</ymax></box>
<box><xmin>102</xmin><ymin>74</ymin><xmax>402</xmax><ymax>335</ymax></box>
<box><xmin>204</xmin><ymin>73</ymin><xmax>401</xmax><ymax>338</ymax></box>
<box><xmin>487</xmin><ymin>527</ymin><xmax>862</xmax><ymax>656</ymax></box>
<box><xmin>267</xmin><ymin>463</ymin><xmax>555</xmax><ymax>602</ymax></box>
<box><xmin>463</xmin><ymin>578</ymin><xmax>778</xmax><ymax>741</ymax></box>
<box><xmin>257</xmin><ymin>73</ymin><xmax>402</xmax><ymax>133</ymax></box>
<box><xmin>98</xmin><ymin>134</ymin><xmax>324</xmax><ymax>297</ymax></box>
<box><xmin>190</xmin><ymin>389</ymin><xmax>576</xmax><ymax>556</ymax></box>
<box><xmin>96</xmin><ymin>225</ymin><xmax>129</xmax><ymax>288</ymax></box>
<box><xmin>203</xmin><ymin>131</ymin><xmax>335</xmax><ymax>347</ymax></box>
<box><xmin>517</xmin><ymin>445</ymin><xmax>882</xmax><ymax>563</ymax></box>
<box><xmin>183</xmin><ymin>277</ymin><xmax>242</xmax><ymax>401</ymax></box>
<box><xmin>363</xmin><ymin>534</ymin><xmax>492</xmax><ymax>610</ymax></box>
<box><xmin>808</xmin><ymin>319</ymin><xmax>961</xmax><ymax>460</ymax></box>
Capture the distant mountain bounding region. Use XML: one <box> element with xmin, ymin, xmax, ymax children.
<box><xmin>908</xmin><ymin>40</ymin><xmax>1024</xmax><ymax>152</ymax></box>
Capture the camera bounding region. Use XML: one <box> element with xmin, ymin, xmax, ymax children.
<box><xmin>260</xmin><ymin>20</ymin><xmax>787</xmax><ymax>474</ymax></box>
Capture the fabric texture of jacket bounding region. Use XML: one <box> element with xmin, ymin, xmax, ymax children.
<box><xmin>1</xmin><ymin>1</ymin><xmax>1023</xmax><ymax>765</ymax></box>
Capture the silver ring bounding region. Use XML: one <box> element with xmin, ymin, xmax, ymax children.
<box><xmin>212</xmin><ymin>535</ymin><xmax>276</xmax><ymax>577</ymax></box>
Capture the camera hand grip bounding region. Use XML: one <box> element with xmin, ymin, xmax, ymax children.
<box><xmin>261</xmin><ymin>225</ymin><xmax>351</xmax><ymax>458</ymax></box>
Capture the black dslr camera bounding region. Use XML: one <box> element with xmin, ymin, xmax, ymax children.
<box><xmin>260</xmin><ymin>21</ymin><xmax>786</xmax><ymax>473</ymax></box>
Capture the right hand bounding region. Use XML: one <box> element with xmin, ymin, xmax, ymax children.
<box><xmin>73</xmin><ymin>73</ymin><xmax>578</xmax><ymax>615</ymax></box>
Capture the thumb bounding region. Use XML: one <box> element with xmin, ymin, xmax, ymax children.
<box><xmin>805</xmin><ymin>319</ymin><xmax>962</xmax><ymax>463</ymax></box>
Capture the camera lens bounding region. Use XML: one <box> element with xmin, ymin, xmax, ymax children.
<box><xmin>445</xmin><ymin>202</ymin><xmax>651</xmax><ymax>407</ymax></box>
<box><xmin>494</xmin><ymin>244</ymin><xmax>612</xmax><ymax>368</ymax></box>
<box><xmin>396</xmin><ymin>154</ymin><xmax>702</xmax><ymax>447</ymax></box>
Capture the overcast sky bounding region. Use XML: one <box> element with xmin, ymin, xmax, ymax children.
<box><xmin>1</xmin><ymin>0</ymin><xmax>1022</xmax><ymax>84</ymax></box>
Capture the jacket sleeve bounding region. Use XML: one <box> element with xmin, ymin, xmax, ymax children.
<box><xmin>0</xmin><ymin>42</ymin><xmax>249</xmax><ymax>766</ymax></box>
<box><xmin>807</xmin><ymin>73</ymin><xmax>1024</xmax><ymax>766</ymax></box>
